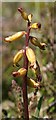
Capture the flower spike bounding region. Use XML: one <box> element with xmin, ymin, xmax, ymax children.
<box><xmin>4</xmin><ymin>7</ymin><xmax>46</xmax><ymax>120</ymax></box>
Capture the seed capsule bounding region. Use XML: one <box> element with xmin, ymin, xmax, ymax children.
<box><xmin>13</xmin><ymin>68</ymin><xmax>27</xmax><ymax>77</ymax></box>
<box><xmin>30</xmin><ymin>22</ymin><xmax>41</xmax><ymax>29</ymax></box>
<box><xmin>18</xmin><ymin>8</ymin><xmax>28</xmax><ymax>21</ymax></box>
<box><xmin>5</xmin><ymin>31</ymin><xmax>26</xmax><ymax>43</ymax></box>
<box><xmin>13</xmin><ymin>49</ymin><xmax>24</xmax><ymax>66</ymax></box>
<box><xmin>26</xmin><ymin>47</ymin><xmax>36</xmax><ymax>64</ymax></box>
<box><xmin>27</xmin><ymin>77</ymin><xmax>40</xmax><ymax>88</ymax></box>
<box><xmin>29</xmin><ymin>36</ymin><xmax>46</xmax><ymax>50</ymax></box>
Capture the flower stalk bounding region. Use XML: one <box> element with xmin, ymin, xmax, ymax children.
<box><xmin>4</xmin><ymin>7</ymin><xmax>46</xmax><ymax>119</ymax></box>
<box><xmin>22</xmin><ymin>22</ymin><xmax>30</xmax><ymax>120</ymax></box>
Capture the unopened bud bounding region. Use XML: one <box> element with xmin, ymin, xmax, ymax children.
<box><xmin>29</xmin><ymin>36</ymin><xmax>46</xmax><ymax>50</ymax></box>
<box><xmin>30</xmin><ymin>22</ymin><xmax>41</xmax><ymax>29</ymax></box>
<box><xmin>18</xmin><ymin>7</ymin><xmax>28</xmax><ymax>21</ymax></box>
<box><xmin>28</xmin><ymin>14</ymin><xmax>33</xmax><ymax>23</ymax></box>
<box><xmin>13</xmin><ymin>49</ymin><xmax>24</xmax><ymax>66</ymax></box>
<box><xmin>40</xmin><ymin>42</ymin><xmax>46</xmax><ymax>50</ymax></box>
<box><xmin>5</xmin><ymin>31</ymin><xmax>26</xmax><ymax>43</ymax></box>
<box><xmin>13</xmin><ymin>68</ymin><xmax>27</xmax><ymax>77</ymax></box>
<box><xmin>26</xmin><ymin>47</ymin><xmax>36</xmax><ymax>64</ymax></box>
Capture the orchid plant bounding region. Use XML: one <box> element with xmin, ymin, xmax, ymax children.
<box><xmin>5</xmin><ymin>7</ymin><xmax>46</xmax><ymax>120</ymax></box>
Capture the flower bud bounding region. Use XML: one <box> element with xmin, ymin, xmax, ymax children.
<box><xmin>30</xmin><ymin>22</ymin><xmax>41</xmax><ymax>29</ymax></box>
<box><xmin>29</xmin><ymin>36</ymin><xmax>46</xmax><ymax>50</ymax></box>
<box><xmin>18</xmin><ymin>8</ymin><xmax>28</xmax><ymax>21</ymax></box>
<box><xmin>13</xmin><ymin>68</ymin><xmax>27</xmax><ymax>77</ymax></box>
<box><xmin>27</xmin><ymin>77</ymin><xmax>40</xmax><ymax>88</ymax></box>
<box><xmin>13</xmin><ymin>49</ymin><xmax>24</xmax><ymax>66</ymax></box>
<box><xmin>40</xmin><ymin>42</ymin><xmax>46</xmax><ymax>50</ymax></box>
<box><xmin>28</xmin><ymin>14</ymin><xmax>33</xmax><ymax>22</ymax></box>
<box><xmin>29</xmin><ymin>36</ymin><xmax>39</xmax><ymax>46</ymax></box>
<box><xmin>5</xmin><ymin>31</ymin><xmax>26</xmax><ymax>43</ymax></box>
<box><xmin>26</xmin><ymin>47</ymin><xmax>36</xmax><ymax>64</ymax></box>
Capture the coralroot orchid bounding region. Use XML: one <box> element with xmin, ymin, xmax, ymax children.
<box><xmin>5</xmin><ymin>7</ymin><xmax>46</xmax><ymax>120</ymax></box>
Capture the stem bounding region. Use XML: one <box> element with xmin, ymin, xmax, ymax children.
<box><xmin>22</xmin><ymin>22</ymin><xmax>30</xmax><ymax>120</ymax></box>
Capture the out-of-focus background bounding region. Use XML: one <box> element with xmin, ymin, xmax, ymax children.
<box><xmin>2</xmin><ymin>2</ymin><xmax>56</xmax><ymax>119</ymax></box>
